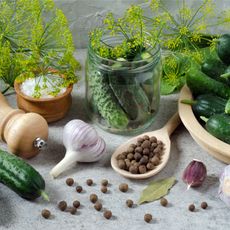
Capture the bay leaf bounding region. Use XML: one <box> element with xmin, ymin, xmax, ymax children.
<box><xmin>138</xmin><ymin>177</ymin><xmax>176</xmax><ymax>204</ymax></box>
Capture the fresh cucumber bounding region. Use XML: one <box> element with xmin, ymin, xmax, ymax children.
<box><xmin>88</xmin><ymin>70</ymin><xmax>129</xmax><ymax>129</ymax></box>
<box><xmin>181</xmin><ymin>94</ymin><xmax>227</xmax><ymax>118</ymax></box>
<box><xmin>0</xmin><ymin>149</ymin><xmax>48</xmax><ymax>200</ymax></box>
<box><xmin>186</xmin><ymin>66</ymin><xmax>230</xmax><ymax>99</ymax></box>
<box><xmin>217</xmin><ymin>34</ymin><xmax>230</xmax><ymax>65</ymax></box>
<box><xmin>201</xmin><ymin>114</ymin><xmax>230</xmax><ymax>144</ymax></box>
<box><xmin>201</xmin><ymin>58</ymin><xmax>227</xmax><ymax>80</ymax></box>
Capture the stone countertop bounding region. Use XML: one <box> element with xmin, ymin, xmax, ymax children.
<box><xmin>0</xmin><ymin>49</ymin><xmax>229</xmax><ymax>230</ymax></box>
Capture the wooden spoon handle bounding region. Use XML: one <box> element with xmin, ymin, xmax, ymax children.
<box><xmin>162</xmin><ymin>112</ymin><xmax>181</xmax><ymax>136</ymax></box>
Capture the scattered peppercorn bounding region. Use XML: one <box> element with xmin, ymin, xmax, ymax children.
<box><xmin>119</xmin><ymin>183</ymin><xmax>129</xmax><ymax>192</ymax></box>
<box><xmin>41</xmin><ymin>209</ymin><xmax>51</xmax><ymax>219</ymax></box>
<box><xmin>58</xmin><ymin>201</ymin><xmax>67</xmax><ymax>211</ymax></box>
<box><xmin>104</xmin><ymin>210</ymin><xmax>112</xmax><ymax>219</ymax></box>
<box><xmin>94</xmin><ymin>202</ymin><xmax>102</xmax><ymax>211</ymax></box>
<box><xmin>101</xmin><ymin>186</ymin><xmax>107</xmax><ymax>193</ymax></box>
<box><xmin>76</xmin><ymin>185</ymin><xmax>83</xmax><ymax>193</ymax></box>
<box><xmin>86</xmin><ymin>179</ymin><xmax>93</xmax><ymax>186</ymax></box>
<box><xmin>73</xmin><ymin>200</ymin><xmax>80</xmax><ymax>208</ymax></box>
<box><xmin>68</xmin><ymin>207</ymin><xmax>77</xmax><ymax>215</ymax></box>
<box><xmin>101</xmin><ymin>179</ymin><xmax>108</xmax><ymax>186</ymax></box>
<box><xmin>201</xmin><ymin>202</ymin><xmax>208</xmax><ymax>209</ymax></box>
<box><xmin>144</xmin><ymin>213</ymin><xmax>152</xmax><ymax>223</ymax></box>
<box><xmin>126</xmin><ymin>199</ymin><xmax>133</xmax><ymax>208</ymax></box>
<box><xmin>160</xmin><ymin>198</ymin><xmax>168</xmax><ymax>207</ymax></box>
<box><xmin>90</xmin><ymin>194</ymin><xmax>98</xmax><ymax>203</ymax></box>
<box><xmin>66</xmin><ymin>178</ymin><xmax>74</xmax><ymax>186</ymax></box>
<box><xmin>188</xmin><ymin>204</ymin><xmax>195</xmax><ymax>212</ymax></box>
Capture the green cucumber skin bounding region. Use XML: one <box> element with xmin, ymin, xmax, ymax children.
<box><xmin>0</xmin><ymin>149</ymin><xmax>45</xmax><ymax>200</ymax></box>
<box><xmin>88</xmin><ymin>70</ymin><xmax>129</xmax><ymax>129</ymax></box>
<box><xmin>192</xmin><ymin>94</ymin><xmax>227</xmax><ymax>118</ymax></box>
<box><xmin>186</xmin><ymin>67</ymin><xmax>230</xmax><ymax>99</ymax></box>
<box><xmin>217</xmin><ymin>34</ymin><xmax>230</xmax><ymax>65</ymax></box>
<box><xmin>205</xmin><ymin>114</ymin><xmax>230</xmax><ymax>144</ymax></box>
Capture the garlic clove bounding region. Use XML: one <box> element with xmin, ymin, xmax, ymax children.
<box><xmin>182</xmin><ymin>159</ymin><xmax>207</xmax><ymax>189</ymax></box>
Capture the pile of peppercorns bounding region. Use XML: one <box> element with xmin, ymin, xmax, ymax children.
<box><xmin>116</xmin><ymin>135</ymin><xmax>164</xmax><ymax>174</ymax></box>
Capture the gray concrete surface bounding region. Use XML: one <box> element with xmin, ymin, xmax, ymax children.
<box><xmin>53</xmin><ymin>0</ymin><xmax>230</xmax><ymax>48</ymax></box>
<box><xmin>0</xmin><ymin>49</ymin><xmax>229</xmax><ymax>230</ymax></box>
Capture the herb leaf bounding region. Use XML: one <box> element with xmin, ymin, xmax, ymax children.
<box><xmin>138</xmin><ymin>177</ymin><xmax>176</xmax><ymax>204</ymax></box>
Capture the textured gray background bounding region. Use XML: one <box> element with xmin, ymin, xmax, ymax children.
<box><xmin>0</xmin><ymin>50</ymin><xmax>229</xmax><ymax>230</ymax></box>
<box><xmin>53</xmin><ymin>0</ymin><xmax>230</xmax><ymax>48</ymax></box>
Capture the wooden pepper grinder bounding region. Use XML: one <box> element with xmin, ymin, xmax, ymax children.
<box><xmin>0</xmin><ymin>92</ymin><xmax>48</xmax><ymax>158</ymax></box>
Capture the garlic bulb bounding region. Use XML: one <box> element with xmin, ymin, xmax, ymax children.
<box><xmin>50</xmin><ymin>120</ymin><xmax>106</xmax><ymax>178</ymax></box>
<box><xmin>219</xmin><ymin>165</ymin><xmax>230</xmax><ymax>206</ymax></box>
<box><xmin>182</xmin><ymin>159</ymin><xmax>207</xmax><ymax>189</ymax></box>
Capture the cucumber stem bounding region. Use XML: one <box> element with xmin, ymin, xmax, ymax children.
<box><xmin>40</xmin><ymin>190</ymin><xmax>50</xmax><ymax>201</ymax></box>
<box><xmin>180</xmin><ymin>99</ymin><xmax>197</xmax><ymax>105</ymax></box>
<box><xmin>200</xmin><ymin>116</ymin><xmax>208</xmax><ymax>123</ymax></box>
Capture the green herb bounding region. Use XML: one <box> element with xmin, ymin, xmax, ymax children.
<box><xmin>147</xmin><ymin>0</ymin><xmax>230</xmax><ymax>94</ymax></box>
<box><xmin>138</xmin><ymin>177</ymin><xmax>176</xmax><ymax>204</ymax></box>
<box><xmin>0</xmin><ymin>0</ymin><xmax>80</xmax><ymax>96</ymax></box>
<box><xmin>89</xmin><ymin>5</ymin><xmax>160</xmax><ymax>61</ymax></box>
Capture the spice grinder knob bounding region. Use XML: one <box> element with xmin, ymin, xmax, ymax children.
<box><xmin>34</xmin><ymin>137</ymin><xmax>47</xmax><ymax>149</ymax></box>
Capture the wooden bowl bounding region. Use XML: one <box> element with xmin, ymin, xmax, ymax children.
<box><xmin>178</xmin><ymin>85</ymin><xmax>230</xmax><ymax>163</ymax></box>
<box><xmin>14</xmin><ymin>81</ymin><xmax>73</xmax><ymax>123</ymax></box>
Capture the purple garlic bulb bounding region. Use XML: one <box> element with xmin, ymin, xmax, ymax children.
<box><xmin>182</xmin><ymin>159</ymin><xmax>207</xmax><ymax>189</ymax></box>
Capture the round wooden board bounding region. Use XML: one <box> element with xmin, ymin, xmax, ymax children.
<box><xmin>178</xmin><ymin>85</ymin><xmax>230</xmax><ymax>163</ymax></box>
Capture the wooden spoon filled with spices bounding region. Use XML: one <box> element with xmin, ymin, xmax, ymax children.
<box><xmin>111</xmin><ymin>112</ymin><xmax>180</xmax><ymax>179</ymax></box>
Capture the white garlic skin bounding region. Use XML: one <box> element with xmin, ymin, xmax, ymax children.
<box><xmin>219</xmin><ymin>165</ymin><xmax>230</xmax><ymax>206</ymax></box>
<box><xmin>50</xmin><ymin>119</ymin><xmax>106</xmax><ymax>178</ymax></box>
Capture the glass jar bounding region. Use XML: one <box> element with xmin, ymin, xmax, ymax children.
<box><xmin>85</xmin><ymin>35</ymin><xmax>162</xmax><ymax>134</ymax></box>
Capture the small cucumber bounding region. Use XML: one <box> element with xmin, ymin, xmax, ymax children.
<box><xmin>201</xmin><ymin>58</ymin><xmax>227</xmax><ymax>80</ymax></box>
<box><xmin>186</xmin><ymin>65</ymin><xmax>230</xmax><ymax>99</ymax></box>
<box><xmin>181</xmin><ymin>94</ymin><xmax>227</xmax><ymax>118</ymax></box>
<box><xmin>217</xmin><ymin>34</ymin><xmax>230</xmax><ymax>65</ymax></box>
<box><xmin>0</xmin><ymin>149</ymin><xmax>48</xmax><ymax>200</ymax></box>
<box><xmin>201</xmin><ymin>114</ymin><xmax>230</xmax><ymax>144</ymax></box>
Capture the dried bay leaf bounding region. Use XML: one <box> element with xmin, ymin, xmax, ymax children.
<box><xmin>138</xmin><ymin>177</ymin><xmax>176</xmax><ymax>204</ymax></box>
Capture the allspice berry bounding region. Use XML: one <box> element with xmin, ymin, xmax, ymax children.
<box><xmin>76</xmin><ymin>185</ymin><xmax>83</xmax><ymax>193</ymax></box>
<box><xmin>201</xmin><ymin>202</ymin><xmax>208</xmax><ymax>209</ymax></box>
<box><xmin>58</xmin><ymin>201</ymin><xmax>67</xmax><ymax>211</ymax></box>
<box><xmin>101</xmin><ymin>179</ymin><xmax>108</xmax><ymax>186</ymax></box>
<box><xmin>94</xmin><ymin>202</ymin><xmax>102</xmax><ymax>211</ymax></box>
<box><xmin>126</xmin><ymin>199</ymin><xmax>133</xmax><ymax>208</ymax></box>
<box><xmin>104</xmin><ymin>210</ymin><xmax>112</xmax><ymax>219</ymax></box>
<box><xmin>119</xmin><ymin>183</ymin><xmax>129</xmax><ymax>192</ymax></box>
<box><xmin>73</xmin><ymin>200</ymin><xmax>80</xmax><ymax>208</ymax></box>
<box><xmin>86</xmin><ymin>179</ymin><xmax>93</xmax><ymax>186</ymax></box>
<box><xmin>139</xmin><ymin>165</ymin><xmax>147</xmax><ymax>174</ymax></box>
<box><xmin>41</xmin><ymin>209</ymin><xmax>51</xmax><ymax>219</ymax></box>
<box><xmin>188</xmin><ymin>204</ymin><xmax>195</xmax><ymax>212</ymax></box>
<box><xmin>90</xmin><ymin>194</ymin><xmax>98</xmax><ymax>203</ymax></box>
<box><xmin>68</xmin><ymin>207</ymin><xmax>77</xmax><ymax>215</ymax></box>
<box><xmin>144</xmin><ymin>213</ymin><xmax>152</xmax><ymax>223</ymax></box>
<box><xmin>129</xmin><ymin>165</ymin><xmax>138</xmax><ymax>174</ymax></box>
<box><xmin>101</xmin><ymin>186</ymin><xmax>107</xmax><ymax>193</ymax></box>
<box><xmin>66</xmin><ymin>178</ymin><xmax>74</xmax><ymax>186</ymax></box>
<box><xmin>118</xmin><ymin>159</ymin><xmax>126</xmax><ymax>169</ymax></box>
<box><xmin>160</xmin><ymin>198</ymin><xmax>168</xmax><ymax>207</ymax></box>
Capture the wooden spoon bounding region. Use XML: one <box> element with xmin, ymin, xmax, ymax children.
<box><xmin>111</xmin><ymin>112</ymin><xmax>181</xmax><ymax>179</ymax></box>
